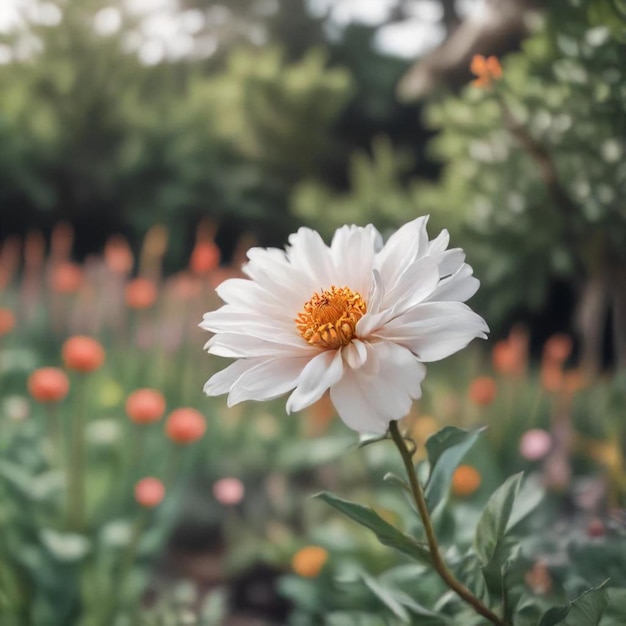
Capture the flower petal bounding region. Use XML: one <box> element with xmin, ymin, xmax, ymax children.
<box><xmin>330</xmin><ymin>343</ymin><xmax>424</xmax><ymax>434</ymax></box>
<box><xmin>286</xmin><ymin>350</ymin><xmax>344</xmax><ymax>413</ymax></box>
<box><xmin>203</xmin><ymin>358</ymin><xmax>262</xmax><ymax>396</ymax></box>
<box><xmin>330</xmin><ymin>224</ymin><xmax>379</xmax><ymax>296</ymax></box>
<box><xmin>287</xmin><ymin>228</ymin><xmax>337</xmax><ymax>289</ymax></box>
<box><xmin>381</xmin><ymin>255</ymin><xmax>440</xmax><ymax>313</ymax></box>
<box><xmin>206</xmin><ymin>332</ymin><xmax>312</xmax><ymax>357</ymax></box>
<box><xmin>375</xmin><ymin>302</ymin><xmax>489</xmax><ymax>362</ymax></box>
<box><xmin>375</xmin><ymin>216</ymin><xmax>429</xmax><ymax>288</ymax></box>
<box><xmin>342</xmin><ymin>339</ymin><xmax>368</xmax><ymax>369</ymax></box>
<box><xmin>227</xmin><ymin>357</ymin><xmax>310</xmax><ymax>405</ymax></box>
<box><xmin>428</xmin><ymin>264</ymin><xmax>480</xmax><ymax>302</ymax></box>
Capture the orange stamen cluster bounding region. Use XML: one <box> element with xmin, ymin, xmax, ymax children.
<box><xmin>296</xmin><ymin>286</ymin><xmax>366</xmax><ymax>350</ymax></box>
<box><xmin>470</xmin><ymin>54</ymin><xmax>502</xmax><ymax>88</ymax></box>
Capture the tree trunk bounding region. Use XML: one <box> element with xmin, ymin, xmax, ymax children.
<box><xmin>575</xmin><ymin>274</ymin><xmax>609</xmax><ymax>377</ymax></box>
<box><xmin>611</xmin><ymin>265</ymin><xmax>626</xmax><ymax>370</ymax></box>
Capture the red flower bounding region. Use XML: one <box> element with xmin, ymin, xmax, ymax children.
<box><xmin>165</xmin><ymin>408</ymin><xmax>206</xmax><ymax>444</ymax></box>
<box><xmin>190</xmin><ymin>242</ymin><xmax>220</xmax><ymax>275</ymax></box>
<box><xmin>62</xmin><ymin>336</ymin><xmax>105</xmax><ymax>373</ymax></box>
<box><xmin>0</xmin><ymin>308</ymin><xmax>16</xmax><ymax>337</ymax></box>
<box><xmin>28</xmin><ymin>367</ymin><xmax>70</xmax><ymax>403</ymax></box>
<box><xmin>542</xmin><ymin>334</ymin><xmax>572</xmax><ymax>364</ymax></box>
<box><xmin>126</xmin><ymin>389</ymin><xmax>166</xmax><ymax>424</ymax></box>
<box><xmin>135</xmin><ymin>477</ymin><xmax>165</xmax><ymax>507</ymax></box>
<box><xmin>104</xmin><ymin>236</ymin><xmax>133</xmax><ymax>274</ymax></box>
<box><xmin>468</xmin><ymin>376</ymin><xmax>497</xmax><ymax>406</ymax></box>
<box><xmin>50</xmin><ymin>262</ymin><xmax>83</xmax><ymax>294</ymax></box>
<box><xmin>125</xmin><ymin>278</ymin><xmax>157</xmax><ymax>310</ymax></box>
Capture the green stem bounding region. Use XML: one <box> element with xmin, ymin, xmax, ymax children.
<box><xmin>389</xmin><ymin>421</ymin><xmax>507</xmax><ymax>626</ymax></box>
<box><xmin>100</xmin><ymin>514</ymin><xmax>148</xmax><ymax>626</ymax></box>
<box><xmin>67</xmin><ymin>374</ymin><xmax>87</xmax><ymax>531</ymax></box>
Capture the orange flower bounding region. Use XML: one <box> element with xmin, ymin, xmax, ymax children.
<box><xmin>492</xmin><ymin>334</ymin><xmax>526</xmax><ymax>377</ymax></box>
<box><xmin>165</xmin><ymin>408</ymin><xmax>206</xmax><ymax>444</ymax></box>
<box><xmin>543</xmin><ymin>334</ymin><xmax>572</xmax><ymax>365</ymax></box>
<box><xmin>190</xmin><ymin>242</ymin><xmax>220</xmax><ymax>275</ymax></box>
<box><xmin>470</xmin><ymin>54</ymin><xmax>502</xmax><ymax>88</ymax></box>
<box><xmin>451</xmin><ymin>465</ymin><xmax>482</xmax><ymax>497</ymax></box>
<box><xmin>135</xmin><ymin>477</ymin><xmax>165</xmax><ymax>507</ymax></box>
<box><xmin>540</xmin><ymin>363</ymin><xmax>563</xmax><ymax>393</ymax></box>
<box><xmin>0</xmin><ymin>308</ymin><xmax>16</xmax><ymax>336</ymax></box>
<box><xmin>125</xmin><ymin>278</ymin><xmax>157</xmax><ymax>310</ymax></box>
<box><xmin>50</xmin><ymin>262</ymin><xmax>83</xmax><ymax>294</ymax></box>
<box><xmin>468</xmin><ymin>376</ymin><xmax>497</xmax><ymax>406</ymax></box>
<box><xmin>28</xmin><ymin>367</ymin><xmax>70</xmax><ymax>403</ymax></box>
<box><xmin>126</xmin><ymin>388</ymin><xmax>166</xmax><ymax>424</ymax></box>
<box><xmin>104</xmin><ymin>235</ymin><xmax>134</xmax><ymax>275</ymax></box>
<box><xmin>62</xmin><ymin>336</ymin><xmax>106</xmax><ymax>373</ymax></box>
<box><xmin>291</xmin><ymin>546</ymin><xmax>328</xmax><ymax>578</ymax></box>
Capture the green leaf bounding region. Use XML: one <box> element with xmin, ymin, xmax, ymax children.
<box><xmin>481</xmin><ymin>538</ymin><xmax>520</xmax><ymax>601</ymax></box>
<box><xmin>40</xmin><ymin>529</ymin><xmax>91</xmax><ymax>562</ymax></box>
<box><xmin>506</xmin><ymin>474</ymin><xmax>544</xmax><ymax>531</ymax></box>
<box><xmin>361</xmin><ymin>573</ymin><xmax>450</xmax><ymax>624</ymax></box>
<box><xmin>424</xmin><ymin>426</ymin><xmax>484</xmax><ymax>511</ymax></box>
<box><xmin>475</xmin><ymin>473</ymin><xmax>523</xmax><ymax>567</ymax></box>
<box><xmin>315</xmin><ymin>492</ymin><xmax>431</xmax><ymax>564</ymax></box>
<box><xmin>361</xmin><ymin>573</ymin><xmax>410</xmax><ymax>621</ymax></box>
<box><xmin>383</xmin><ymin>472</ymin><xmax>410</xmax><ymax>493</ymax></box>
<box><xmin>538</xmin><ymin>581</ymin><xmax>609</xmax><ymax>626</ymax></box>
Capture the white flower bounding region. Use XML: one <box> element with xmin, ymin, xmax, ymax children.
<box><xmin>200</xmin><ymin>216</ymin><xmax>488</xmax><ymax>435</ymax></box>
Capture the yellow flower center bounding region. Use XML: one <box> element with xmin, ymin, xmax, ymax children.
<box><xmin>296</xmin><ymin>286</ymin><xmax>366</xmax><ymax>349</ymax></box>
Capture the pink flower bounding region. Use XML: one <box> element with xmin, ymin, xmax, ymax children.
<box><xmin>519</xmin><ymin>429</ymin><xmax>552</xmax><ymax>461</ymax></box>
<box><xmin>213</xmin><ymin>477</ymin><xmax>245</xmax><ymax>506</ymax></box>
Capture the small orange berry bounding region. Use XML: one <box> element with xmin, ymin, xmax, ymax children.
<box><xmin>134</xmin><ymin>477</ymin><xmax>165</xmax><ymax>507</ymax></box>
<box><xmin>291</xmin><ymin>546</ymin><xmax>328</xmax><ymax>578</ymax></box>
<box><xmin>28</xmin><ymin>367</ymin><xmax>70</xmax><ymax>403</ymax></box>
<box><xmin>125</xmin><ymin>277</ymin><xmax>157</xmax><ymax>310</ymax></box>
<box><xmin>451</xmin><ymin>465</ymin><xmax>482</xmax><ymax>497</ymax></box>
<box><xmin>0</xmin><ymin>308</ymin><xmax>16</xmax><ymax>336</ymax></box>
<box><xmin>468</xmin><ymin>376</ymin><xmax>497</xmax><ymax>406</ymax></box>
<box><xmin>126</xmin><ymin>388</ymin><xmax>166</xmax><ymax>424</ymax></box>
<box><xmin>62</xmin><ymin>336</ymin><xmax>105</xmax><ymax>373</ymax></box>
<box><xmin>190</xmin><ymin>242</ymin><xmax>220</xmax><ymax>275</ymax></box>
<box><xmin>50</xmin><ymin>262</ymin><xmax>83</xmax><ymax>294</ymax></box>
<box><xmin>165</xmin><ymin>408</ymin><xmax>206</xmax><ymax>444</ymax></box>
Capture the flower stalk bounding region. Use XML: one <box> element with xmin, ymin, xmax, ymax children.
<box><xmin>388</xmin><ymin>420</ymin><xmax>507</xmax><ymax>626</ymax></box>
<box><xmin>67</xmin><ymin>374</ymin><xmax>87</xmax><ymax>531</ymax></box>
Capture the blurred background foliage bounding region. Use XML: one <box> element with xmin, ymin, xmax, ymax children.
<box><xmin>1</xmin><ymin>0</ymin><xmax>626</xmax><ymax>623</ymax></box>
<box><xmin>0</xmin><ymin>0</ymin><xmax>624</xmax><ymax>352</ymax></box>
